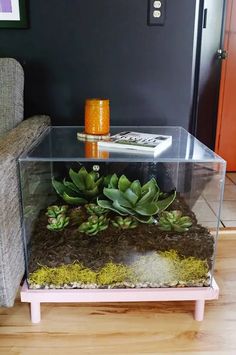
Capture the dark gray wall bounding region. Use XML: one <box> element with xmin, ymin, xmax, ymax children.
<box><xmin>0</xmin><ymin>0</ymin><xmax>200</xmax><ymax>128</ymax></box>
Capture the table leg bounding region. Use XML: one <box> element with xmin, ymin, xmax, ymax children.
<box><xmin>194</xmin><ymin>300</ymin><xmax>205</xmax><ymax>321</ymax></box>
<box><xmin>30</xmin><ymin>301</ymin><xmax>41</xmax><ymax>324</ymax></box>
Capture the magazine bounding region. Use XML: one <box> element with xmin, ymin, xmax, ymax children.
<box><xmin>98</xmin><ymin>131</ymin><xmax>172</xmax><ymax>155</ymax></box>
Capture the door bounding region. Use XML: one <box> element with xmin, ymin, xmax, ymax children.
<box><xmin>193</xmin><ymin>0</ymin><xmax>226</xmax><ymax>150</ymax></box>
<box><xmin>215</xmin><ymin>0</ymin><xmax>236</xmax><ymax>171</ymax></box>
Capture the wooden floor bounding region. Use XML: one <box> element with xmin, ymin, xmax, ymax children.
<box><xmin>0</xmin><ymin>233</ymin><xmax>236</xmax><ymax>355</ymax></box>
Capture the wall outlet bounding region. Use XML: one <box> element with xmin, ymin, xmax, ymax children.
<box><xmin>148</xmin><ymin>0</ymin><xmax>166</xmax><ymax>26</ymax></box>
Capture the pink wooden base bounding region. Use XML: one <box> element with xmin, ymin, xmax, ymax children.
<box><xmin>21</xmin><ymin>279</ymin><xmax>219</xmax><ymax>324</ymax></box>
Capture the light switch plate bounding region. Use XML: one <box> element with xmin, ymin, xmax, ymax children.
<box><xmin>148</xmin><ymin>0</ymin><xmax>166</xmax><ymax>26</ymax></box>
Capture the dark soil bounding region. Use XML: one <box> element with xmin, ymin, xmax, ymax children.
<box><xmin>28</xmin><ymin>195</ymin><xmax>215</xmax><ymax>273</ymax></box>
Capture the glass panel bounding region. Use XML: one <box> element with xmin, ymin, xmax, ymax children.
<box><xmin>19</xmin><ymin>155</ymin><xmax>225</xmax><ymax>290</ymax></box>
<box><xmin>19</xmin><ymin>126</ymin><xmax>224</xmax><ymax>163</ymax></box>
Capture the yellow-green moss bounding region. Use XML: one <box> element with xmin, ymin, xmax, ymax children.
<box><xmin>158</xmin><ymin>250</ymin><xmax>208</xmax><ymax>281</ymax></box>
<box><xmin>28</xmin><ymin>262</ymin><xmax>96</xmax><ymax>286</ymax></box>
<box><xmin>97</xmin><ymin>262</ymin><xmax>134</xmax><ymax>285</ymax></box>
<box><xmin>28</xmin><ymin>261</ymin><xmax>132</xmax><ymax>287</ymax></box>
<box><xmin>159</xmin><ymin>250</ymin><xmax>180</xmax><ymax>262</ymax></box>
<box><xmin>179</xmin><ymin>257</ymin><xmax>208</xmax><ymax>281</ymax></box>
<box><xmin>28</xmin><ymin>266</ymin><xmax>52</xmax><ymax>285</ymax></box>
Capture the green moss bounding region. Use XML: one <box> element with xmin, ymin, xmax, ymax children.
<box><xmin>97</xmin><ymin>262</ymin><xmax>134</xmax><ymax>285</ymax></box>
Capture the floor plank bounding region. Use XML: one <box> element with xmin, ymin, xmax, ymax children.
<box><xmin>0</xmin><ymin>234</ymin><xmax>236</xmax><ymax>354</ymax></box>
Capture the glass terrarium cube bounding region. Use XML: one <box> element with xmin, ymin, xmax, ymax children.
<box><xmin>19</xmin><ymin>126</ymin><xmax>226</xmax><ymax>292</ymax></box>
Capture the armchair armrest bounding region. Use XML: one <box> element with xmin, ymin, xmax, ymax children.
<box><xmin>0</xmin><ymin>115</ymin><xmax>50</xmax><ymax>307</ymax></box>
<box><xmin>0</xmin><ymin>115</ymin><xmax>50</xmax><ymax>159</ymax></box>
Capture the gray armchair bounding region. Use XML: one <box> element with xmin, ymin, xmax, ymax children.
<box><xmin>0</xmin><ymin>58</ymin><xmax>50</xmax><ymax>307</ymax></box>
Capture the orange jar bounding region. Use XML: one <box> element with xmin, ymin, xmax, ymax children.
<box><xmin>85</xmin><ymin>99</ymin><xmax>110</xmax><ymax>135</ymax></box>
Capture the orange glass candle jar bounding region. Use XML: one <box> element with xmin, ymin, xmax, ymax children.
<box><xmin>85</xmin><ymin>99</ymin><xmax>110</xmax><ymax>135</ymax></box>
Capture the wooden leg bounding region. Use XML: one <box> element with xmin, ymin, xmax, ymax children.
<box><xmin>30</xmin><ymin>302</ymin><xmax>41</xmax><ymax>324</ymax></box>
<box><xmin>194</xmin><ymin>300</ymin><xmax>205</xmax><ymax>321</ymax></box>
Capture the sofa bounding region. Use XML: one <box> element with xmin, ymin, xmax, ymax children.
<box><xmin>0</xmin><ymin>58</ymin><xmax>50</xmax><ymax>307</ymax></box>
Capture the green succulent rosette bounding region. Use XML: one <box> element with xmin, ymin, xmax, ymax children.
<box><xmin>52</xmin><ymin>167</ymin><xmax>103</xmax><ymax>205</ymax></box>
<box><xmin>47</xmin><ymin>214</ymin><xmax>70</xmax><ymax>232</ymax></box>
<box><xmin>158</xmin><ymin>210</ymin><xmax>193</xmax><ymax>232</ymax></box>
<box><xmin>78</xmin><ymin>215</ymin><xmax>109</xmax><ymax>236</ymax></box>
<box><xmin>46</xmin><ymin>205</ymin><xmax>68</xmax><ymax>218</ymax></box>
<box><xmin>111</xmin><ymin>216</ymin><xmax>138</xmax><ymax>229</ymax></box>
<box><xmin>85</xmin><ymin>203</ymin><xmax>107</xmax><ymax>216</ymax></box>
<box><xmin>97</xmin><ymin>174</ymin><xmax>176</xmax><ymax>223</ymax></box>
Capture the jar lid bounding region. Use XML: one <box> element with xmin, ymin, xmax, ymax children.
<box><xmin>85</xmin><ymin>98</ymin><xmax>109</xmax><ymax>106</ymax></box>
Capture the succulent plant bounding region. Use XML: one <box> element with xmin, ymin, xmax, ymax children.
<box><xmin>47</xmin><ymin>214</ymin><xmax>70</xmax><ymax>232</ymax></box>
<box><xmin>97</xmin><ymin>174</ymin><xmax>176</xmax><ymax>223</ymax></box>
<box><xmin>111</xmin><ymin>216</ymin><xmax>138</xmax><ymax>229</ymax></box>
<box><xmin>78</xmin><ymin>215</ymin><xmax>109</xmax><ymax>236</ymax></box>
<box><xmin>158</xmin><ymin>210</ymin><xmax>193</xmax><ymax>232</ymax></box>
<box><xmin>46</xmin><ymin>205</ymin><xmax>68</xmax><ymax>218</ymax></box>
<box><xmin>85</xmin><ymin>203</ymin><xmax>107</xmax><ymax>216</ymax></box>
<box><xmin>52</xmin><ymin>166</ymin><xmax>103</xmax><ymax>205</ymax></box>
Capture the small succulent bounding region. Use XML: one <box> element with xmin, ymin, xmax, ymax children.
<box><xmin>52</xmin><ymin>167</ymin><xmax>103</xmax><ymax>205</ymax></box>
<box><xmin>158</xmin><ymin>210</ymin><xmax>193</xmax><ymax>233</ymax></box>
<box><xmin>85</xmin><ymin>203</ymin><xmax>107</xmax><ymax>216</ymax></box>
<box><xmin>111</xmin><ymin>216</ymin><xmax>138</xmax><ymax>229</ymax></box>
<box><xmin>78</xmin><ymin>215</ymin><xmax>109</xmax><ymax>236</ymax></box>
<box><xmin>46</xmin><ymin>205</ymin><xmax>68</xmax><ymax>218</ymax></box>
<box><xmin>98</xmin><ymin>174</ymin><xmax>176</xmax><ymax>223</ymax></box>
<box><xmin>47</xmin><ymin>214</ymin><xmax>70</xmax><ymax>232</ymax></box>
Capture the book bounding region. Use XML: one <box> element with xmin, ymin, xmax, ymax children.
<box><xmin>98</xmin><ymin>131</ymin><xmax>172</xmax><ymax>155</ymax></box>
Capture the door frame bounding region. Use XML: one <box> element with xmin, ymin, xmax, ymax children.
<box><xmin>215</xmin><ymin>0</ymin><xmax>233</xmax><ymax>154</ymax></box>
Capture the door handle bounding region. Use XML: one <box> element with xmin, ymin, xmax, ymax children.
<box><xmin>217</xmin><ymin>49</ymin><xmax>228</xmax><ymax>60</ymax></box>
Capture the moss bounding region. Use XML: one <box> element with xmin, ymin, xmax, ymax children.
<box><xmin>28</xmin><ymin>261</ymin><xmax>132</xmax><ymax>287</ymax></box>
<box><xmin>159</xmin><ymin>250</ymin><xmax>180</xmax><ymax>263</ymax></box>
<box><xmin>179</xmin><ymin>257</ymin><xmax>208</xmax><ymax>282</ymax></box>
<box><xmin>159</xmin><ymin>250</ymin><xmax>208</xmax><ymax>282</ymax></box>
<box><xmin>97</xmin><ymin>262</ymin><xmax>134</xmax><ymax>285</ymax></box>
<box><xmin>50</xmin><ymin>264</ymin><xmax>97</xmax><ymax>285</ymax></box>
<box><xmin>28</xmin><ymin>266</ymin><xmax>52</xmax><ymax>285</ymax></box>
<box><xmin>28</xmin><ymin>262</ymin><xmax>96</xmax><ymax>286</ymax></box>
<box><xmin>74</xmin><ymin>267</ymin><xmax>97</xmax><ymax>284</ymax></box>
